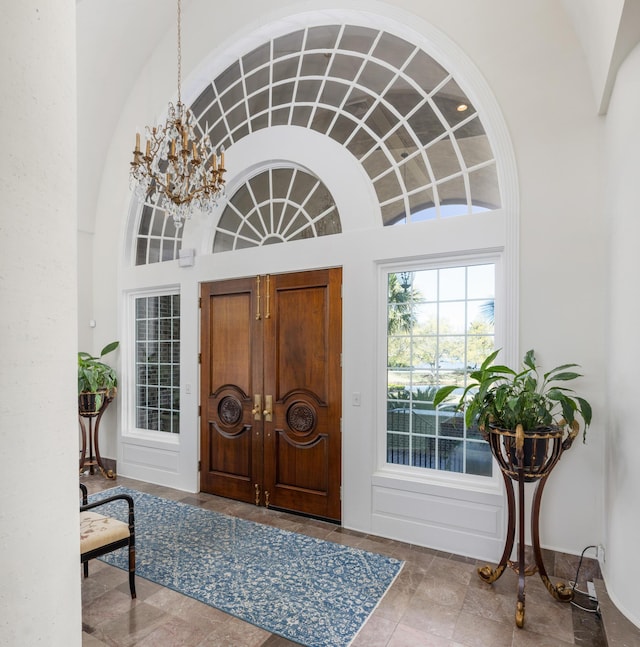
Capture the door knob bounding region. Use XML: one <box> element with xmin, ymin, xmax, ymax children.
<box><xmin>263</xmin><ymin>394</ymin><xmax>273</xmax><ymax>422</ymax></box>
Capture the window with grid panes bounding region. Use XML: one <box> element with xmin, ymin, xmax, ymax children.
<box><xmin>386</xmin><ymin>263</ymin><xmax>495</xmax><ymax>476</ymax></box>
<box><xmin>135</xmin><ymin>294</ymin><xmax>180</xmax><ymax>433</ymax></box>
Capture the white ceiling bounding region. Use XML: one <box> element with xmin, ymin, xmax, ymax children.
<box><xmin>76</xmin><ymin>0</ymin><xmax>180</xmax><ymax>231</ymax></box>
<box><xmin>77</xmin><ymin>0</ymin><xmax>178</xmax><ymax>123</ymax></box>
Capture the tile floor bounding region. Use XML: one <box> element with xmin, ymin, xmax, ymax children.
<box><xmin>81</xmin><ymin>475</ymin><xmax>605</xmax><ymax>646</ymax></box>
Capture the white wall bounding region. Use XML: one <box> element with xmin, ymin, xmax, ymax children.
<box><xmin>604</xmin><ymin>41</ymin><xmax>640</xmax><ymax>628</ymax></box>
<box><xmin>562</xmin><ymin>0</ymin><xmax>640</xmax><ymax>113</ymax></box>
<box><xmin>81</xmin><ymin>0</ymin><xmax>607</xmax><ymax>588</ymax></box>
<box><xmin>0</xmin><ymin>2</ymin><xmax>81</xmax><ymax>645</ymax></box>
<box><xmin>561</xmin><ymin>0</ymin><xmax>625</xmax><ymax>111</ymax></box>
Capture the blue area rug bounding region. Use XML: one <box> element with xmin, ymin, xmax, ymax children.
<box><xmin>89</xmin><ymin>487</ymin><xmax>403</xmax><ymax>647</ymax></box>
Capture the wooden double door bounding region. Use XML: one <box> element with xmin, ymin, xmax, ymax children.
<box><xmin>200</xmin><ymin>268</ymin><xmax>342</xmax><ymax>521</ymax></box>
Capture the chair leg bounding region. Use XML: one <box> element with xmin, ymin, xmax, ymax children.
<box><xmin>128</xmin><ymin>544</ymin><xmax>136</xmax><ymax>599</ymax></box>
<box><xmin>83</xmin><ymin>561</ymin><xmax>89</xmax><ymax>578</ymax></box>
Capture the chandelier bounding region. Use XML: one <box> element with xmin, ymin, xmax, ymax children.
<box><xmin>130</xmin><ymin>0</ymin><xmax>226</xmax><ymax>229</ymax></box>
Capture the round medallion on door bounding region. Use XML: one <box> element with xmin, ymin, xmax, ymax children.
<box><xmin>286</xmin><ymin>402</ymin><xmax>317</xmax><ymax>435</ymax></box>
<box><xmin>218</xmin><ymin>395</ymin><xmax>243</xmax><ymax>427</ymax></box>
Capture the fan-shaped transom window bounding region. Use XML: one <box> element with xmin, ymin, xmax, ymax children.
<box><xmin>213</xmin><ymin>167</ymin><xmax>340</xmax><ymax>253</ymax></box>
<box><xmin>135</xmin><ymin>196</ymin><xmax>184</xmax><ymax>266</ymax></box>
<box><xmin>134</xmin><ymin>22</ymin><xmax>501</xmax><ymax>264</ymax></box>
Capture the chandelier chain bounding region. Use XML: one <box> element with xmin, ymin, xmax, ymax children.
<box><xmin>176</xmin><ymin>0</ymin><xmax>182</xmax><ymax>106</ymax></box>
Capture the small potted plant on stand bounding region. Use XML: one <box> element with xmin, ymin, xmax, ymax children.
<box><xmin>78</xmin><ymin>341</ymin><xmax>119</xmax><ymax>415</ymax></box>
<box><xmin>434</xmin><ymin>349</ymin><xmax>592</xmax><ymax>628</ymax></box>
<box><xmin>78</xmin><ymin>341</ymin><xmax>119</xmax><ymax>479</ymax></box>
<box><xmin>434</xmin><ymin>348</ymin><xmax>592</xmax><ymax>464</ymax></box>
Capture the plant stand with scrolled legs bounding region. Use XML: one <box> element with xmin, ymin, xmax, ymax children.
<box><xmin>79</xmin><ymin>392</ymin><xmax>116</xmax><ymax>480</ymax></box>
<box><xmin>477</xmin><ymin>423</ymin><xmax>578</xmax><ymax>628</ymax></box>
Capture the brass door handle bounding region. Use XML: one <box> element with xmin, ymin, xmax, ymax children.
<box><xmin>265</xmin><ymin>274</ymin><xmax>271</xmax><ymax>319</ymax></box>
<box><xmin>255</xmin><ymin>275</ymin><xmax>261</xmax><ymax>320</ymax></box>
<box><xmin>263</xmin><ymin>395</ymin><xmax>273</xmax><ymax>422</ymax></box>
<box><xmin>252</xmin><ymin>394</ymin><xmax>262</xmax><ymax>420</ymax></box>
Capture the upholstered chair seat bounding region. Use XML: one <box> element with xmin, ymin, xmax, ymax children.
<box><xmin>79</xmin><ymin>484</ymin><xmax>136</xmax><ymax>598</ymax></box>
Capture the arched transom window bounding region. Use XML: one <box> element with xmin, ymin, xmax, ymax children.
<box><xmin>135</xmin><ymin>23</ymin><xmax>501</xmax><ymax>264</ymax></box>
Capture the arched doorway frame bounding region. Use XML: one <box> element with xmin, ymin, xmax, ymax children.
<box><xmin>119</xmin><ymin>5</ymin><xmax>518</xmax><ymax>558</ymax></box>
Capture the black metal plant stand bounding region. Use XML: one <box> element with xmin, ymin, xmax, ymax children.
<box><xmin>477</xmin><ymin>423</ymin><xmax>578</xmax><ymax>627</ymax></box>
<box><xmin>79</xmin><ymin>393</ymin><xmax>116</xmax><ymax>479</ymax></box>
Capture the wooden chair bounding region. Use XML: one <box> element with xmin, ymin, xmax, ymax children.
<box><xmin>79</xmin><ymin>483</ymin><xmax>136</xmax><ymax>598</ymax></box>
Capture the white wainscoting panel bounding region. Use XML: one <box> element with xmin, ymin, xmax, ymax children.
<box><xmin>371</xmin><ymin>472</ymin><xmax>506</xmax><ymax>562</ymax></box>
<box><xmin>118</xmin><ymin>435</ymin><xmax>184</xmax><ymax>488</ymax></box>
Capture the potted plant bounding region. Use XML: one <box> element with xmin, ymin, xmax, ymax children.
<box><xmin>78</xmin><ymin>341</ymin><xmax>119</xmax><ymax>416</ymax></box>
<box><xmin>434</xmin><ymin>349</ymin><xmax>592</xmax><ymax>473</ymax></box>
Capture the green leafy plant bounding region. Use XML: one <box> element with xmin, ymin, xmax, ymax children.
<box><xmin>433</xmin><ymin>349</ymin><xmax>593</xmax><ymax>441</ymax></box>
<box><xmin>78</xmin><ymin>341</ymin><xmax>119</xmax><ymax>395</ymax></box>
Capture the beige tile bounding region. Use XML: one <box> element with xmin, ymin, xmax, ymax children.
<box><xmin>132</xmin><ymin>614</ymin><xmax>212</xmax><ymax>647</ymax></box>
<box><xmin>427</xmin><ymin>554</ymin><xmax>475</xmax><ymax>587</ymax></box>
<box><xmin>462</xmin><ymin>577</ymin><xmax>516</xmax><ymax>625</ymax></box>
<box><xmin>81</xmin><ymin>573</ymin><xmax>113</xmax><ymax>607</ymax></box>
<box><xmin>468</xmin><ymin>565</ymin><xmax>517</xmax><ymax>597</ymax></box>
<box><xmin>195</xmin><ymin>615</ymin><xmax>270</xmax><ymax>647</ymax></box>
<box><xmin>82</xmin><ymin>562</ymin><xmax>130</xmax><ymax>600</ymax></box>
<box><xmin>354</xmin><ymin>535</ymin><xmax>400</xmax><ymax>555</ymax></box>
<box><xmin>512</xmin><ymin>628</ymin><xmax>576</xmax><ymax>647</ymax></box>
<box><xmin>404</xmin><ymin>547</ymin><xmax>437</xmax><ymax>574</ymax></box>
<box><xmin>82</xmin><ymin>632</ymin><xmax>109</xmax><ymax>646</ymax></box>
<box><xmin>259</xmin><ymin>635</ymin><xmax>305</xmax><ymax>647</ymax></box>
<box><xmin>115</xmin><ymin>574</ymin><xmax>162</xmax><ymax>601</ymax></box>
<box><xmin>326</xmin><ymin>528</ymin><xmax>369</xmax><ymax>549</ymax></box>
<box><xmin>91</xmin><ymin>602</ymin><xmax>167</xmax><ymax>647</ymax></box>
<box><xmin>145</xmin><ymin>585</ymin><xmax>229</xmax><ymax>628</ymax></box>
<box><xmin>350</xmin><ymin>612</ymin><xmax>397</xmax><ymax>646</ymax></box>
<box><xmin>376</xmin><ymin>569</ymin><xmax>424</xmax><ymax>623</ymax></box>
<box><xmin>390</xmin><ymin>563</ymin><xmax>426</xmax><ymax>594</ymax></box>
<box><xmin>259</xmin><ymin>515</ymin><xmax>305</xmax><ymax>534</ymax></box>
<box><xmin>452</xmin><ymin>611</ymin><xmax>514</xmax><ymax>647</ymax></box>
<box><xmin>553</xmin><ymin>551</ymin><xmax>600</xmax><ymax>588</ymax></box>
<box><xmin>388</xmin><ymin>623</ymin><xmax>466</xmax><ymax>647</ymax></box>
<box><xmin>292</xmin><ymin>521</ymin><xmax>336</xmax><ymax>541</ymax></box>
<box><xmin>400</xmin><ymin>600</ymin><xmax>459</xmax><ymax>639</ymax></box>
<box><xmin>83</xmin><ymin>588</ymin><xmax>139</xmax><ymax>630</ymax></box>
<box><xmin>517</xmin><ymin>577</ymin><xmax>574</xmax><ymax>642</ymax></box>
<box><xmin>413</xmin><ymin>572</ymin><xmax>469</xmax><ymax>609</ymax></box>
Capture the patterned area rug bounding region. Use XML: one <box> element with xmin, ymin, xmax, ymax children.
<box><xmin>89</xmin><ymin>487</ymin><xmax>403</xmax><ymax>647</ymax></box>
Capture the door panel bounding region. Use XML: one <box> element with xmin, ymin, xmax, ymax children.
<box><xmin>263</xmin><ymin>269</ymin><xmax>342</xmax><ymax>520</ymax></box>
<box><xmin>200</xmin><ymin>269</ymin><xmax>342</xmax><ymax>521</ymax></box>
<box><xmin>200</xmin><ymin>278</ymin><xmax>263</xmax><ymax>504</ymax></box>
